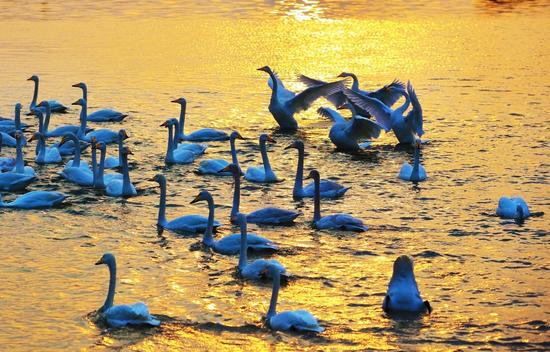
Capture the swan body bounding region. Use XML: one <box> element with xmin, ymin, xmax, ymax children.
<box><xmin>191</xmin><ymin>192</ymin><xmax>276</xmax><ymax>255</ymax></box>
<box><xmin>102</xmin><ymin>129</ymin><xmax>129</xmax><ymax>169</ymax></box>
<box><xmin>0</xmin><ymin>173</ymin><xmax>35</xmax><ymax>191</ymax></box>
<box><xmin>59</xmin><ymin>133</ymin><xmax>94</xmax><ymax>185</ymax></box>
<box><xmin>105</xmin><ymin>147</ymin><xmax>137</xmax><ymax>197</ymax></box>
<box><xmin>259</xmin><ymin>66</ymin><xmax>344</xmax><ymax>130</ymax></box>
<box><xmin>161</xmin><ymin>119</ymin><xmax>196</xmax><ymax>165</ymax></box>
<box><xmin>10</xmin><ymin>131</ymin><xmax>36</xmax><ymax>177</ymax></box>
<box><xmin>73</xmin><ymin>99</ymin><xmax>118</xmax><ymax>144</ymax></box>
<box><xmin>264</xmin><ymin>264</ymin><xmax>323</xmax><ymax>333</ymax></box>
<box><xmin>244</xmin><ymin>134</ymin><xmax>280</xmax><ymax>183</ymax></box>
<box><xmin>496</xmin><ymin>197</ymin><xmax>530</xmax><ymax>219</ymax></box>
<box><xmin>285</xmin><ymin>140</ymin><xmax>349</xmax><ymax>198</ymax></box>
<box><xmin>223</xmin><ymin>164</ymin><xmax>301</xmax><ymax>225</ymax></box>
<box><xmin>0</xmin><ymin>191</ymin><xmax>66</xmax><ymax>209</ymax></box>
<box><xmin>27</xmin><ymin>75</ymin><xmax>67</xmax><ymax>113</ymax></box>
<box><xmin>398</xmin><ymin>142</ymin><xmax>427</xmax><ymax>182</ymax></box>
<box><xmin>73</xmin><ymin>81</ymin><xmax>127</xmax><ymax>122</ymax></box>
<box><xmin>30</xmin><ymin>132</ymin><xmax>62</xmax><ymax>164</ymax></box>
<box><xmin>169</xmin><ymin>119</ymin><xmax>208</xmax><ymax>156</ymax></box>
<box><xmin>95</xmin><ymin>253</ymin><xmax>160</xmax><ymax>328</ymax></box>
<box><xmin>197</xmin><ymin>131</ymin><xmax>244</xmax><ymax>176</ymax></box>
<box><xmin>0</xmin><ymin>103</ymin><xmax>28</xmax><ymax>135</ymax></box>
<box><xmin>92</xmin><ymin>142</ymin><xmax>122</xmax><ymax>189</ymax></box>
<box><xmin>171</xmin><ymin>98</ymin><xmax>229</xmax><ymax>142</ymax></box>
<box><xmin>0</xmin><ymin>134</ymin><xmax>16</xmax><ymax>171</ymax></box>
<box><xmin>382</xmin><ymin>255</ymin><xmax>432</xmax><ymax>314</ymax></box>
<box><xmin>153</xmin><ymin>174</ymin><xmax>221</xmax><ymax>233</ymax></box>
<box><xmin>308</xmin><ymin>170</ymin><xmax>367</xmax><ymax>232</ymax></box>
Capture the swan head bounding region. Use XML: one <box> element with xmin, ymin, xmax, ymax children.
<box><xmin>37</xmin><ymin>100</ymin><xmax>51</xmax><ymax>109</ymax></box>
<box><xmin>97</xmin><ymin>141</ymin><xmax>107</xmax><ymax>153</ymax></box>
<box><xmin>219</xmin><ymin>163</ymin><xmax>240</xmax><ymax>175</ymax></box>
<box><xmin>72</xmin><ymin>82</ymin><xmax>86</xmax><ymax>89</ymax></box>
<box><xmin>122</xmin><ymin>147</ymin><xmax>133</xmax><ymax>156</ymax></box>
<box><xmin>337</xmin><ymin>72</ymin><xmax>353</xmax><ymax>78</ymax></box>
<box><xmin>28</xmin><ymin>132</ymin><xmax>44</xmax><ymax>143</ymax></box>
<box><xmin>15</xmin><ymin>103</ymin><xmax>22</xmax><ymax>113</ymax></box>
<box><xmin>284</xmin><ymin>140</ymin><xmax>304</xmax><ymax>151</ymax></box>
<box><xmin>95</xmin><ymin>253</ymin><xmax>116</xmax><ymax>266</ymax></box>
<box><xmin>160</xmin><ymin>119</ymin><xmax>172</xmax><ymax>128</ymax></box>
<box><xmin>260</xmin><ymin>263</ymin><xmax>281</xmax><ymax>280</ymax></box>
<box><xmin>14</xmin><ymin>130</ymin><xmax>23</xmax><ymax>141</ymax></box>
<box><xmin>306</xmin><ymin>169</ymin><xmax>320</xmax><ymax>181</ymax></box>
<box><xmin>259</xmin><ymin>134</ymin><xmax>276</xmax><ymax>144</ymax></box>
<box><xmin>230</xmin><ymin>131</ymin><xmax>245</xmax><ymax>140</ymax></box>
<box><xmin>392</xmin><ymin>255</ymin><xmax>415</xmax><ymax>279</ymax></box>
<box><xmin>27</xmin><ymin>75</ymin><xmax>39</xmax><ymax>82</ymax></box>
<box><xmin>190</xmin><ymin>190</ymin><xmax>212</xmax><ymax>204</ymax></box>
<box><xmin>151</xmin><ymin>173</ymin><xmax>166</xmax><ymax>185</ymax></box>
<box><xmin>72</xmin><ymin>98</ymin><xmax>86</xmax><ymax>106</ymax></box>
<box><xmin>118</xmin><ymin>129</ymin><xmax>130</xmax><ymax>140</ymax></box>
<box><xmin>171</xmin><ymin>97</ymin><xmax>186</xmax><ymax>106</ymax></box>
<box><xmin>516</xmin><ymin>205</ymin><xmax>525</xmax><ymax>220</ymax></box>
<box><xmin>257</xmin><ymin>66</ymin><xmax>272</xmax><ymax>74</ymax></box>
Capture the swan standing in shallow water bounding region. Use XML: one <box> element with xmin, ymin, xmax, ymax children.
<box><xmin>0</xmin><ymin>134</ymin><xmax>16</xmax><ymax>171</ymax></box>
<box><xmin>235</xmin><ymin>213</ymin><xmax>286</xmax><ymax>280</ymax></box>
<box><xmin>496</xmin><ymin>197</ymin><xmax>530</xmax><ymax>220</ymax></box>
<box><xmin>263</xmin><ymin>264</ymin><xmax>324</xmax><ymax>333</ymax></box>
<box><xmin>0</xmin><ymin>191</ymin><xmax>66</xmax><ymax>209</ymax></box>
<box><xmin>344</xmin><ymin>81</ymin><xmax>424</xmax><ymax>146</ymax></box>
<box><xmin>382</xmin><ymin>255</ymin><xmax>432</xmax><ymax>314</ymax></box>
<box><xmin>152</xmin><ymin>174</ymin><xmax>221</xmax><ymax>233</ymax></box>
<box><xmin>222</xmin><ymin>164</ymin><xmax>301</xmax><ymax>225</ymax></box>
<box><xmin>94</xmin><ymin>253</ymin><xmax>160</xmax><ymax>328</ymax></box>
<box><xmin>27</xmin><ymin>75</ymin><xmax>67</xmax><ymax>113</ymax></box>
<box><xmin>258</xmin><ymin>66</ymin><xmax>344</xmax><ymax>130</ymax></box>
<box><xmin>190</xmin><ymin>192</ymin><xmax>277</xmax><ymax>255</ymax></box>
<box><xmin>398</xmin><ymin>141</ymin><xmax>427</xmax><ymax>182</ymax></box>
<box><xmin>285</xmin><ymin>140</ymin><xmax>349</xmax><ymax>199</ymax></box>
<box><xmin>72</xmin><ymin>82</ymin><xmax>127</xmax><ymax>122</ymax></box>
<box><xmin>197</xmin><ymin>131</ymin><xmax>244</xmax><ymax>176</ymax></box>
<box><xmin>171</xmin><ymin>97</ymin><xmax>229</xmax><ymax>142</ymax></box>
<box><xmin>73</xmin><ymin>99</ymin><xmax>119</xmax><ymax>144</ymax></box>
<box><xmin>244</xmin><ymin>134</ymin><xmax>281</xmax><ymax>183</ymax></box>
<box><xmin>307</xmin><ymin>170</ymin><xmax>368</xmax><ymax>232</ymax></box>
<box><xmin>105</xmin><ymin>147</ymin><xmax>137</xmax><ymax>197</ymax></box>
<box><xmin>29</xmin><ymin>132</ymin><xmax>62</xmax><ymax>164</ymax></box>
<box><xmin>161</xmin><ymin>119</ymin><xmax>196</xmax><ymax>165</ymax></box>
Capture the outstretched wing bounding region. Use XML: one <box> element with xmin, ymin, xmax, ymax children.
<box><xmin>299</xmin><ymin>74</ymin><xmax>348</xmax><ymax>108</ymax></box>
<box><xmin>317</xmin><ymin>106</ymin><xmax>346</xmax><ymax>124</ymax></box>
<box><xmin>268</xmin><ymin>71</ymin><xmax>296</xmax><ymax>101</ymax></box>
<box><xmin>367</xmin><ymin>80</ymin><xmax>405</xmax><ymax>108</ymax></box>
<box><xmin>343</xmin><ymin>89</ymin><xmax>393</xmax><ymax>131</ymax></box>
<box><xmin>346</xmin><ymin>115</ymin><xmax>383</xmax><ymax>140</ymax></box>
<box><xmin>287</xmin><ymin>80</ymin><xmax>345</xmax><ymax>114</ymax></box>
<box><xmin>405</xmin><ymin>81</ymin><xmax>424</xmax><ymax>137</ymax></box>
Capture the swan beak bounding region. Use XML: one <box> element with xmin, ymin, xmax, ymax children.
<box><xmin>170</xmin><ymin>99</ymin><xmax>179</xmax><ymax>103</ymax></box>
<box><xmin>190</xmin><ymin>195</ymin><xmax>201</xmax><ymax>204</ymax></box>
<box><xmin>257</xmin><ymin>66</ymin><xmax>269</xmax><ymax>72</ymax></box>
<box><xmin>71</xmin><ymin>83</ymin><xmax>80</xmax><ymax>88</ymax></box>
<box><xmin>95</xmin><ymin>259</ymin><xmax>103</xmax><ymax>265</ymax></box>
<box><xmin>160</xmin><ymin>121</ymin><xmax>169</xmax><ymax>127</ymax></box>
<box><xmin>337</xmin><ymin>73</ymin><xmax>345</xmax><ymax>78</ymax></box>
<box><xmin>28</xmin><ymin>134</ymin><xmax>36</xmax><ymax>142</ymax></box>
<box><xmin>26</xmin><ymin>77</ymin><xmax>33</xmax><ymax>81</ymax></box>
<box><xmin>126</xmin><ymin>148</ymin><xmax>134</xmax><ymax>155</ymax></box>
<box><xmin>71</xmin><ymin>100</ymin><xmax>80</xmax><ymax>106</ymax></box>
<box><xmin>219</xmin><ymin>165</ymin><xmax>232</xmax><ymax>173</ymax></box>
<box><xmin>236</xmin><ymin>132</ymin><xmax>246</xmax><ymax>140</ymax></box>
<box><xmin>123</xmin><ymin>131</ymin><xmax>130</xmax><ymax>140</ymax></box>
<box><xmin>59</xmin><ymin>136</ymin><xmax>68</xmax><ymax>146</ymax></box>
<box><xmin>266</xmin><ymin>135</ymin><xmax>276</xmax><ymax>143</ymax></box>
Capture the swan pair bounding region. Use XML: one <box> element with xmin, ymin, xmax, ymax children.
<box><xmin>27</xmin><ymin>75</ymin><xmax>68</xmax><ymax>113</ymax></box>
<box><xmin>258</xmin><ymin>66</ymin><xmax>345</xmax><ymax>130</ymax></box>
<box><xmin>73</xmin><ymin>82</ymin><xmax>127</xmax><ymax>122</ymax></box>
<box><xmin>0</xmin><ymin>191</ymin><xmax>67</xmax><ymax>209</ymax></box>
<box><xmin>398</xmin><ymin>141</ymin><xmax>427</xmax><ymax>182</ymax></box>
<box><xmin>496</xmin><ymin>197</ymin><xmax>530</xmax><ymax>220</ymax></box>
<box><xmin>73</xmin><ymin>99</ymin><xmax>119</xmax><ymax>144</ymax></box>
<box><xmin>171</xmin><ymin>97</ymin><xmax>229</xmax><ymax>142</ymax></box>
<box><xmin>29</xmin><ymin>132</ymin><xmax>62</xmax><ymax>164</ymax></box>
<box><xmin>161</xmin><ymin>119</ymin><xmax>198</xmax><ymax>165</ymax></box>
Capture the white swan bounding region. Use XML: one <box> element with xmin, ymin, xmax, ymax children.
<box><xmin>27</xmin><ymin>75</ymin><xmax>67</xmax><ymax>113</ymax></box>
<box><xmin>105</xmin><ymin>147</ymin><xmax>137</xmax><ymax>197</ymax></box>
<box><xmin>244</xmin><ymin>134</ymin><xmax>281</xmax><ymax>183</ymax></box>
<box><xmin>197</xmin><ymin>131</ymin><xmax>244</xmax><ymax>176</ymax></box>
<box><xmin>235</xmin><ymin>213</ymin><xmax>286</xmax><ymax>281</ymax></box>
<box><xmin>344</xmin><ymin>81</ymin><xmax>424</xmax><ymax>145</ymax></box>
<box><xmin>382</xmin><ymin>255</ymin><xmax>432</xmax><ymax>314</ymax></box>
<box><xmin>285</xmin><ymin>140</ymin><xmax>349</xmax><ymax>199</ymax></box>
<box><xmin>73</xmin><ymin>99</ymin><xmax>119</xmax><ymax>144</ymax></box>
<box><xmin>263</xmin><ymin>264</ymin><xmax>324</xmax><ymax>333</ymax></box>
<box><xmin>0</xmin><ymin>172</ymin><xmax>35</xmax><ymax>191</ymax></box>
<box><xmin>72</xmin><ymin>82</ymin><xmax>127</xmax><ymax>122</ymax></box>
<box><xmin>152</xmin><ymin>174</ymin><xmax>221</xmax><ymax>233</ymax></box>
<box><xmin>0</xmin><ymin>191</ymin><xmax>67</xmax><ymax>209</ymax></box>
<box><xmin>496</xmin><ymin>197</ymin><xmax>530</xmax><ymax>220</ymax></box>
<box><xmin>190</xmin><ymin>192</ymin><xmax>277</xmax><ymax>255</ymax></box>
<box><xmin>60</xmin><ymin>133</ymin><xmax>91</xmax><ymax>171</ymax></box>
<box><xmin>37</xmin><ymin>101</ymin><xmax>81</xmax><ymax>138</ymax></box>
<box><xmin>10</xmin><ymin>131</ymin><xmax>36</xmax><ymax>176</ymax></box>
<box><xmin>92</xmin><ymin>141</ymin><xmax>122</xmax><ymax>189</ymax></box>
<box><xmin>307</xmin><ymin>170</ymin><xmax>368</xmax><ymax>232</ymax></box>
<box><xmin>161</xmin><ymin>119</ymin><xmax>196</xmax><ymax>165</ymax></box>
<box><xmin>170</xmin><ymin>119</ymin><xmax>208</xmax><ymax>156</ymax></box>
<box><xmin>258</xmin><ymin>66</ymin><xmax>344</xmax><ymax>130</ymax></box>
<box><xmin>398</xmin><ymin>141</ymin><xmax>427</xmax><ymax>182</ymax></box>
<box><xmin>95</xmin><ymin>253</ymin><xmax>160</xmax><ymax>328</ymax></box>
<box><xmin>0</xmin><ymin>103</ymin><xmax>28</xmax><ymax>134</ymax></box>
<box><xmin>222</xmin><ymin>164</ymin><xmax>301</xmax><ymax>225</ymax></box>
<box><xmin>171</xmin><ymin>98</ymin><xmax>229</xmax><ymax>142</ymax></box>
<box><xmin>29</xmin><ymin>132</ymin><xmax>62</xmax><ymax>164</ymax></box>
<box><xmin>0</xmin><ymin>134</ymin><xmax>16</xmax><ymax>172</ymax></box>
<box><xmin>103</xmin><ymin>129</ymin><xmax>129</xmax><ymax>169</ymax></box>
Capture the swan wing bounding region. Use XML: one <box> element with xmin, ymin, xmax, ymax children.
<box><xmin>405</xmin><ymin>81</ymin><xmax>424</xmax><ymax>137</ymax></box>
<box><xmin>271</xmin><ymin>310</ymin><xmax>323</xmax><ymax>333</ymax></box>
<box><xmin>268</xmin><ymin>71</ymin><xmax>296</xmax><ymax>101</ymax></box>
<box><xmin>104</xmin><ymin>303</ymin><xmax>160</xmax><ymax>327</ymax></box>
<box><xmin>346</xmin><ymin>115</ymin><xmax>383</xmax><ymax>140</ymax></box>
<box><xmin>368</xmin><ymin>80</ymin><xmax>406</xmax><ymax>107</ymax></box>
<box><xmin>317</xmin><ymin>107</ymin><xmax>346</xmax><ymax>124</ymax></box>
<box><xmin>298</xmin><ymin>74</ymin><xmax>348</xmax><ymax>108</ymax></box>
<box><xmin>343</xmin><ymin>89</ymin><xmax>393</xmax><ymax>132</ymax></box>
<box><xmin>247</xmin><ymin>207</ymin><xmax>300</xmax><ymax>224</ymax></box>
<box><xmin>287</xmin><ymin>80</ymin><xmax>345</xmax><ymax>114</ymax></box>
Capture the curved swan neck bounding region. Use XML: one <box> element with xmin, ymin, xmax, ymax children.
<box><xmin>36</xmin><ymin>134</ymin><xmax>45</xmax><ymax>160</ymax></box>
<box><xmin>36</xmin><ymin>111</ymin><xmax>44</xmax><ymax>134</ymax></box>
<box><xmin>267</xmin><ymin>271</ymin><xmax>280</xmax><ymax>318</ymax></box>
<box><xmin>157</xmin><ymin>178</ymin><xmax>167</xmax><ymax>226</ymax></box>
<box><xmin>267</xmin><ymin>69</ymin><xmax>278</xmax><ymax>98</ymax></box>
<box><xmin>121</xmin><ymin>152</ymin><xmax>132</xmax><ymax>194</ymax></box>
<box><xmin>101</xmin><ymin>259</ymin><xmax>116</xmax><ymax>312</ymax></box>
<box><xmin>98</xmin><ymin>146</ymin><xmax>108</xmax><ymax>188</ymax></box>
<box><xmin>260</xmin><ymin>139</ymin><xmax>273</xmax><ymax>176</ymax></box>
<box><xmin>31</xmin><ymin>80</ymin><xmax>39</xmax><ymax>108</ymax></box>
<box><xmin>117</xmin><ymin>134</ymin><xmax>124</xmax><ymax>166</ymax></box>
<box><xmin>238</xmin><ymin>219</ymin><xmax>248</xmax><ymax>269</ymax></box>
<box><xmin>15</xmin><ymin>135</ymin><xmax>24</xmax><ymax>173</ymax></box>
<box><xmin>81</xmin><ymin>85</ymin><xmax>88</xmax><ymax>101</ymax></box>
<box><xmin>394</xmin><ymin>91</ymin><xmax>410</xmax><ymax>117</ymax></box>
<box><xmin>178</xmin><ymin>102</ymin><xmax>186</xmax><ymax>138</ymax></box>
<box><xmin>411</xmin><ymin>147</ymin><xmax>420</xmax><ymax>181</ymax></box>
<box><xmin>313</xmin><ymin>173</ymin><xmax>321</xmax><ymax>222</ymax></box>
<box><xmin>203</xmin><ymin>194</ymin><xmax>215</xmax><ymax>245</ymax></box>
<box><xmin>91</xmin><ymin>145</ymin><xmax>98</xmax><ymax>186</ymax></box>
<box><xmin>77</xmin><ymin>102</ymin><xmax>88</xmax><ymax>138</ymax></box>
<box><xmin>166</xmin><ymin>124</ymin><xmax>175</xmax><ymax>162</ymax></box>
<box><xmin>231</xmin><ymin>170</ymin><xmax>241</xmax><ymax>221</ymax></box>
<box><xmin>349</xmin><ymin>73</ymin><xmax>359</xmax><ymax>91</ymax></box>
<box><xmin>229</xmin><ymin>136</ymin><xmax>240</xmax><ymax>169</ymax></box>
<box><xmin>293</xmin><ymin>145</ymin><xmax>305</xmax><ymax>198</ymax></box>
<box><xmin>44</xmin><ymin>104</ymin><xmax>51</xmax><ymax>132</ymax></box>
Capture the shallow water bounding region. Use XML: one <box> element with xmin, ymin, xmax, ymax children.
<box><xmin>0</xmin><ymin>1</ymin><xmax>549</xmax><ymax>351</ymax></box>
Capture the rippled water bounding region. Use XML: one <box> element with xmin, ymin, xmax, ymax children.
<box><xmin>0</xmin><ymin>1</ymin><xmax>549</xmax><ymax>351</ymax></box>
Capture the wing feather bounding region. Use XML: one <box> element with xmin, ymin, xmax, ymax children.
<box><xmin>343</xmin><ymin>89</ymin><xmax>393</xmax><ymax>131</ymax></box>
<box><xmin>288</xmin><ymin>80</ymin><xmax>345</xmax><ymax>113</ymax></box>
<box><xmin>405</xmin><ymin>81</ymin><xmax>424</xmax><ymax>137</ymax></box>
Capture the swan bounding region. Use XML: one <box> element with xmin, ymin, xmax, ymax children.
<box><xmin>72</xmin><ymin>82</ymin><xmax>127</xmax><ymax>122</ymax></box>
<box><xmin>496</xmin><ymin>197</ymin><xmax>530</xmax><ymax>220</ymax></box>
<box><xmin>285</xmin><ymin>140</ymin><xmax>349</xmax><ymax>199</ymax></box>
<box><xmin>171</xmin><ymin>97</ymin><xmax>229</xmax><ymax>142</ymax></box>
<box><xmin>92</xmin><ymin>141</ymin><xmax>122</xmax><ymax>189</ymax></box>
<box><xmin>161</xmin><ymin>119</ymin><xmax>197</xmax><ymax>165</ymax></box>
<box><xmin>105</xmin><ymin>147</ymin><xmax>137</xmax><ymax>197</ymax></box>
<box><xmin>307</xmin><ymin>170</ymin><xmax>367</xmax><ymax>232</ymax></box>
<box><xmin>258</xmin><ymin>66</ymin><xmax>345</xmax><ymax>130</ymax></box>
<box><xmin>235</xmin><ymin>213</ymin><xmax>286</xmax><ymax>280</ymax></box>
<box><xmin>152</xmin><ymin>174</ymin><xmax>221</xmax><ymax>233</ymax></box>
<box><xmin>222</xmin><ymin>164</ymin><xmax>301</xmax><ymax>225</ymax></box>
<box><xmin>190</xmin><ymin>191</ymin><xmax>277</xmax><ymax>255</ymax></box>
<box><xmin>0</xmin><ymin>134</ymin><xmax>16</xmax><ymax>171</ymax></box>
<box><xmin>60</xmin><ymin>133</ymin><xmax>91</xmax><ymax>171</ymax></box>
<box><xmin>244</xmin><ymin>134</ymin><xmax>281</xmax><ymax>183</ymax></box>
<box><xmin>299</xmin><ymin>73</ymin><xmax>405</xmax><ymax>117</ymax></box>
<box><xmin>29</xmin><ymin>132</ymin><xmax>62</xmax><ymax>164</ymax></box>
<box><xmin>317</xmin><ymin>103</ymin><xmax>384</xmax><ymax>151</ymax></box>
<box><xmin>0</xmin><ymin>191</ymin><xmax>67</xmax><ymax>209</ymax></box>
<box><xmin>0</xmin><ymin>103</ymin><xmax>28</xmax><ymax>134</ymax></box>
<box><xmin>197</xmin><ymin>131</ymin><xmax>244</xmax><ymax>176</ymax></box>
<box><xmin>10</xmin><ymin>131</ymin><xmax>36</xmax><ymax>176</ymax></box>
<box><xmin>398</xmin><ymin>141</ymin><xmax>427</xmax><ymax>182</ymax></box>
<box><xmin>382</xmin><ymin>255</ymin><xmax>432</xmax><ymax>314</ymax></box>
<box><xmin>0</xmin><ymin>172</ymin><xmax>35</xmax><ymax>191</ymax></box>
<box><xmin>94</xmin><ymin>253</ymin><xmax>160</xmax><ymax>328</ymax></box>
<box><xmin>344</xmin><ymin>81</ymin><xmax>424</xmax><ymax>145</ymax></box>
<box><xmin>37</xmin><ymin>101</ymin><xmax>82</xmax><ymax>138</ymax></box>
<box><xmin>0</xmin><ymin>131</ymin><xmax>17</xmax><ymax>147</ymax></box>
<box><xmin>263</xmin><ymin>264</ymin><xmax>324</xmax><ymax>333</ymax></box>
<box><xmin>27</xmin><ymin>75</ymin><xmax>67</xmax><ymax>113</ymax></box>
<box><xmin>73</xmin><ymin>99</ymin><xmax>119</xmax><ymax>144</ymax></box>
<box><xmin>170</xmin><ymin>119</ymin><xmax>208</xmax><ymax>156</ymax></box>
<box><xmin>103</xmin><ymin>129</ymin><xmax>129</xmax><ymax>169</ymax></box>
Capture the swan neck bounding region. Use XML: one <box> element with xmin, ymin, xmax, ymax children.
<box><xmin>395</xmin><ymin>91</ymin><xmax>410</xmax><ymax>116</ymax></box>
<box><xmin>91</xmin><ymin>147</ymin><xmax>98</xmax><ymax>186</ymax></box>
<box><xmin>15</xmin><ymin>136</ymin><xmax>24</xmax><ymax>173</ymax></box>
<box><xmin>267</xmin><ymin>70</ymin><xmax>278</xmax><ymax>97</ymax></box>
<box><xmin>411</xmin><ymin>147</ymin><xmax>420</xmax><ymax>181</ymax></box>
<box><xmin>230</xmin><ymin>136</ymin><xmax>240</xmax><ymax>169</ymax></box>
<box><xmin>293</xmin><ymin>146</ymin><xmax>305</xmax><ymax>197</ymax></box>
<box><xmin>31</xmin><ymin>80</ymin><xmax>38</xmax><ymax>107</ymax></box>
<box><xmin>117</xmin><ymin>134</ymin><xmax>124</xmax><ymax>166</ymax></box>
<box><xmin>98</xmin><ymin>147</ymin><xmax>107</xmax><ymax>188</ymax></box>
<box><xmin>14</xmin><ymin>105</ymin><xmax>21</xmax><ymax>130</ymax></box>
<box><xmin>77</xmin><ymin>103</ymin><xmax>88</xmax><ymax>138</ymax></box>
<box><xmin>267</xmin><ymin>271</ymin><xmax>280</xmax><ymax>318</ymax></box>
<box><xmin>102</xmin><ymin>260</ymin><xmax>116</xmax><ymax>312</ymax></box>
<box><xmin>313</xmin><ymin>175</ymin><xmax>321</xmax><ymax>221</ymax></box>
<box><xmin>203</xmin><ymin>195</ymin><xmax>215</xmax><ymax>244</ymax></box>
<box><xmin>81</xmin><ymin>86</ymin><xmax>88</xmax><ymax>101</ymax></box>
<box><xmin>72</xmin><ymin>136</ymin><xmax>81</xmax><ymax>167</ymax></box>
<box><xmin>166</xmin><ymin>124</ymin><xmax>174</xmax><ymax>162</ymax></box>
<box><xmin>37</xmin><ymin>135</ymin><xmax>45</xmax><ymax>160</ymax></box>
<box><xmin>260</xmin><ymin>140</ymin><xmax>273</xmax><ymax>176</ymax></box>
<box><xmin>157</xmin><ymin>179</ymin><xmax>167</xmax><ymax>226</ymax></box>
<box><xmin>350</xmin><ymin>74</ymin><xmax>359</xmax><ymax>91</ymax></box>
<box><xmin>178</xmin><ymin>103</ymin><xmax>186</xmax><ymax>138</ymax></box>
<box><xmin>44</xmin><ymin>107</ymin><xmax>51</xmax><ymax>132</ymax></box>
<box><xmin>238</xmin><ymin>220</ymin><xmax>248</xmax><ymax>269</ymax></box>
<box><xmin>231</xmin><ymin>171</ymin><xmax>241</xmax><ymax>220</ymax></box>
<box><xmin>121</xmin><ymin>152</ymin><xmax>131</xmax><ymax>193</ymax></box>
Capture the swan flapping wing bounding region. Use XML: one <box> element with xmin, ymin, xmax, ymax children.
<box><xmin>405</xmin><ymin>81</ymin><xmax>424</xmax><ymax>137</ymax></box>
<box><xmin>347</xmin><ymin>115</ymin><xmax>383</xmax><ymax>140</ymax></box>
<box><xmin>299</xmin><ymin>74</ymin><xmax>348</xmax><ymax>108</ymax></box>
<box><xmin>288</xmin><ymin>80</ymin><xmax>345</xmax><ymax>114</ymax></box>
<box><xmin>343</xmin><ymin>89</ymin><xmax>393</xmax><ymax>132</ymax></box>
<box><xmin>317</xmin><ymin>107</ymin><xmax>346</xmax><ymax>124</ymax></box>
<box><xmin>268</xmin><ymin>71</ymin><xmax>296</xmax><ymax>102</ymax></box>
<box><xmin>368</xmin><ymin>80</ymin><xmax>406</xmax><ymax>107</ymax></box>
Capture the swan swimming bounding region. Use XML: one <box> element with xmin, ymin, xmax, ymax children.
<box><xmin>73</xmin><ymin>99</ymin><xmax>119</xmax><ymax>144</ymax></box>
<box><xmin>37</xmin><ymin>101</ymin><xmax>82</xmax><ymax>138</ymax></box>
<box><xmin>170</xmin><ymin>119</ymin><xmax>208</xmax><ymax>156</ymax></box>
<box><xmin>382</xmin><ymin>255</ymin><xmax>432</xmax><ymax>314</ymax></box>
<box><xmin>27</xmin><ymin>75</ymin><xmax>67</xmax><ymax>113</ymax></box>
<box><xmin>496</xmin><ymin>197</ymin><xmax>530</xmax><ymax>220</ymax></box>
<box><xmin>0</xmin><ymin>134</ymin><xmax>16</xmax><ymax>171</ymax></box>
<box><xmin>0</xmin><ymin>172</ymin><xmax>35</xmax><ymax>191</ymax></box>
<box><xmin>285</xmin><ymin>140</ymin><xmax>349</xmax><ymax>199</ymax></box>
<box><xmin>398</xmin><ymin>141</ymin><xmax>427</xmax><ymax>182</ymax></box>
<box><xmin>190</xmin><ymin>191</ymin><xmax>277</xmax><ymax>255</ymax></box>
<box><xmin>0</xmin><ymin>191</ymin><xmax>67</xmax><ymax>209</ymax></box>
<box><xmin>171</xmin><ymin>97</ymin><xmax>229</xmax><ymax>142</ymax></box>
<box><xmin>152</xmin><ymin>174</ymin><xmax>221</xmax><ymax>233</ymax></box>
<box><xmin>94</xmin><ymin>253</ymin><xmax>160</xmax><ymax>328</ymax></box>
<box><xmin>29</xmin><ymin>132</ymin><xmax>62</xmax><ymax>164</ymax></box>
<box><xmin>307</xmin><ymin>170</ymin><xmax>368</xmax><ymax>232</ymax></box>
<box><xmin>197</xmin><ymin>131</ymin><xmax>244</xmax><ymax>176</ymax></box>
<box><xmin>244</xmin><ymin>134</ymin><xmax>281</xmax><ymax>183</ymax></box>
<box><xmin>103</xmin><ymin>129</ymin><xmax>129</xmax><ymax>169</ymax></box>
<box><xmin>258</xmin><ymin>66</ymin><xmax>344</xmax><ymax>130</ymax></box>
<box><xmin>161</xmin><ymin>119</ymin><xmax>197</xmax><ymax>165</ymax></box>
<box><xmin>10</xmin><ymin>131</ymin><xmax>36</xmax><ymax>176</ymax></box>
<box><xmin>92</xmin><ymin>141</ymin><xmax>122</xmax><ymax>189</ymax></box>
<box><xmin>60</xmin><ymin>133</ymin><xmax>91</xmax><ymax>171</ymax></box>
<box><xmin>263</xmin><ymin>264</ymin><xmax>324</xmax><ymax>333</ymax></box>
<box><xmin>72</xmin><ymin>82</ymin><xmax>127</xmax><ymax>122</ymax></box>
<box><xmin>222</xmin><ymin>164</ymin><xmax>301</xmax><ymax>225</ymax></box>
<box><xmin>105</xmin><ymin>147</ymin><xmax>137</xmax><ymax>197</ymax></box>
<box><xmin>0</xmin><ymin>103</ymin><xmax>28</xmax><ymax>134</ymax></box>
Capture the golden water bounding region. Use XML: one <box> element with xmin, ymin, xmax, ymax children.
<box><xmin>0</xmin><ymin>1</ymin><xmax>549</xmax><ymax>350</ymax></box>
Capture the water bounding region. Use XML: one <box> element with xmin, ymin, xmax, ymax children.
<box><xmin>0</xmin><ymin>1</ymin><xmax>549</xmax><ymax>350</ymax></box>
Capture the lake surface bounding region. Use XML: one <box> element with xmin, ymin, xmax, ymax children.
<box><xmin>0</xmin><ymin>1</ymin><xmax>549</xmax><ymax>351</ymax></box>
